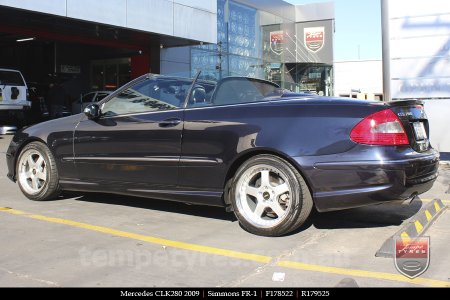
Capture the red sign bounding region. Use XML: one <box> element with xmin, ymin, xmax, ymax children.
<box><xmin>304</xmin><ymin>27</ymin><xmax>325</xmax><ymax>53</ymax></box>
<box><xmin>270</xmin><ymin>31</ymin><xmax>284</xmax><ymax>55</ymax></box>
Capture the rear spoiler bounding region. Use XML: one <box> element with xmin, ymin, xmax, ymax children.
<box><xmin>387</xmin><ymin>99</ymin><xmax>424</xmax><ymax>107</ymax></box>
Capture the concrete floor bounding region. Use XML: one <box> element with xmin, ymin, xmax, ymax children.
<box><xmin>0</xmin><ymin>134</ymin><xmax>449</xmax><ymax>287</ymax></box>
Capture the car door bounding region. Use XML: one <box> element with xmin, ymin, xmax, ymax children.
<box><xmin>73</xmin><ymin>76</ymin><xmax>190</xmax><ymax>192</ymax></box>
<box><xmin>179</xmin><ymin>78</ymin><xmax>278</xmax><ymax>193</ymax></box>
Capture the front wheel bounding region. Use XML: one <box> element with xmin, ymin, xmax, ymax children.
<box><xmin>229</xmin><ymin>155</ymin><xmax>313</xmax><ymax>236</ymax></box>
<box><xmin>16</xmin><ymin>142</ymin><xmax>61</xmax><ymax>201</ymax></box>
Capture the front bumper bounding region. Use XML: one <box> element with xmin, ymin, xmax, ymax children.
<box><xmin>5</xmin><ymin>130</ymin><xmax>28</xmax><ymax>182</ymax></box>
<box><xmin>295</xmin><ymin>146</ymin><xmax>440</xmax><ymax>212</ymax></box>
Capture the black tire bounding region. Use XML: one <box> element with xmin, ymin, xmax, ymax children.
<box><xmin>229</xmin><ymin>154</ymin><xmax>313</xmax><ymax>236</ymax></box>
<box><xmin>16</xmin><ymin>142</ymin><xmax>61</xmax><ymax>201</ymax></box>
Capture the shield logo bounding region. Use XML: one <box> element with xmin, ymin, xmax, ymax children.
<box><xmin>304</xmin><ymin>27</ymin><xmax>325</xmax><ymax>53</ymax></box>
<box><xmin>270</xmin><ymin>31</ymin><xmax>284</xmax><ymax>55</ymax></box>
<box><xmin>394</xmin><ymin>236</ymin><xmax>430</xmax><ymax>279</ymax></box>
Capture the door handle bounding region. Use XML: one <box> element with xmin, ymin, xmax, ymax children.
<box><xmin>159</xmin><ymin>118</ymin><xmax>181</xmax><ymax>127</ymax></box>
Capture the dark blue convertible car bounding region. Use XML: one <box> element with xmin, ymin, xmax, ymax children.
<box><xmin>6</xmin><ymin>74</ymin><xmax>439</xmax><ymax>236</ymax></box>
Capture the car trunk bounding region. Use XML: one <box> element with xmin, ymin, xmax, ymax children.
<box><xmin>388</xmin><ymin>100</ymin><xmax>430</xmax><ymax>153</ymax></box>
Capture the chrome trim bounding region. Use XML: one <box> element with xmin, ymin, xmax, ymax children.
<box><xmin>63</xmin><ymin>156</ymin><xmax>179</xmax><ymax>162</ymax></box>
<box><xmin>96</xmin><ymin>108</ymin><xmax>185</xmax><ymax>120</ymax></box>
<box><xmin>183</xmin><ymin>97</ymin><xmax>318</xmax><ymax>111</ymax></box>
<box><xmin>62</xmin><ymin>156</ymin><xmax>222</xmax><ymax>164</ymax></box>
<box><xmin>180</xmin><ymin>157</ymin><xmax>223</xmax><ymax>164</ymax></box>
<box><xmin>59</xmin><ymin>180</ymin><xmax>98</xmax><ymax>186</ymax></box>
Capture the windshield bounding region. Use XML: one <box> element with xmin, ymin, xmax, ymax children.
<box><xmin>0</xmin><ymin>71</ymin><xmax>25</xmax><ymax>86</ymax></box>
<box><xmin>101</xmin><ymin>76</ymin><xmax>197</xmax><ymax>117</ymax></box>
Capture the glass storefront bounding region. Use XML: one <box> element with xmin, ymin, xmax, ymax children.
<box><xmin>91</xmin><ymin>58</ymin><xmax>131</xmax><ymax>91</ymax></box>
<box><xmin>190</xmin><ymin>0</ymin><xmax>333</xmax><ymax>95</ymax></box>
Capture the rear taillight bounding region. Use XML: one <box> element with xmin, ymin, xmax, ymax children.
<box><xmin>350</xmin><ymin>109</ymin><xmax>409</xmax><ymax>145</ymax></box>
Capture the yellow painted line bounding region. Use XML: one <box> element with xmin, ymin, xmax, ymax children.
<box><xmin>434</xmin><ymin>201</ymin><xmax>441</xmax><ymax>213</ymax></box>
<box><xmin>277</xmin><ymin>261</ymin><xmax>449</xmax><ymax>288</ymax></box>
<box><xmin>414</xmin><ymin>220</ymin><xmax>424</xmax><ymax>234</ymax></box>
<box><xmin>1</xmin><ymin>207</ymin><xmax>449</xmax><ymax>287</ymax></box>
<box><xmin>425</xmin><ymin>210</ymin><xmax>433</xmax><ymax>222</ymax></box>
<box><xmin>401</xmin><ymin>232</ymin><xmax>411</xmax><ymax>244</ymax></box>
<box><xmin>421</xmin><ymin>198</ymin><xmax>450</xmax><ymax>204</ymax></box>
<box><xmin>1</xmin><ymin>208</ymin><xmax>271</xmax><ymax>264</ymax></box>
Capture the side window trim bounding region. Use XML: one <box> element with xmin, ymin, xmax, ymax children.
<box><xmin>182</xmin><ymin>71</ymin><xmax>202</xmax><ymax>109</ymax></box>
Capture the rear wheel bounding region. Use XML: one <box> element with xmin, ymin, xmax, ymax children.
<box><xmin>230</xmin><ymin>154</ymin><xmax>313</xmax><ymax>236</ymax></box>
<box><xmin>16</xmin><ymin>142</ymin><xmax>61</xmax><ymax>201</ymax></box>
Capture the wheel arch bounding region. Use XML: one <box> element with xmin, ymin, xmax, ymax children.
<box><xmin>11</xmin><ymin>137</ymin><xmax>48</xmax><ymax>181</ymax></box>
<box><xmin>223</xmin><ymin>148</ymin><xmax>315</xmax><ymax>208</ymax></box>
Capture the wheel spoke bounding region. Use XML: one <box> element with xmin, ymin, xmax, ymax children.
<box><xmin>27</xmin><ymin>156</ymin><xmax>35</xmax><ymax>168</ymax></box>
<box><xmin>246</xmin><ymin>186</ymin><xmax>259</xmax><ymax>198</ymax></box>
<box><xmin>36</xmin><ymin>171</ymin><xmax>47</xmax><ymax>181</ymax></box>
<box><xmin>260</xmin><ymin>170</ymin><xmax>270</xmax><ymax>187</ymax></box>
<box><xmin>31</xmin><ymin>176</ymin><xmax>39</xmax><ymax>190</ymax></box>
<box><xmin>25</xmin><ymin>170</ymin><xmax>33</xmax><ymax>180</ymax></box>
<box><xmin>36</xmin><ymin>156</ymin><xmax>45</xmax><ymax>169</ymax></box>
<box><xmin>273</xmin><ymin>182</ymin><xmax>289</xmax><ymax>198</ymax></box>
<box><xmin>253</xmin><ymin>203</ymin><xmax>266</xmax><ymax>218</ymax></box>
<box><xmin>269</xmin><ymin>201</ymin><xmax>286</xmax><ymax>217</ymax></box>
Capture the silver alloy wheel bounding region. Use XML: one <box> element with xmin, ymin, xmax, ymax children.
<box><xmin>235</xmin><ymin>164</ymin><xmax>292</xmax><ymax>228</ymax></box>
<box><xmin>18</xmin><ymin>149</ymin><xmax>47</xmax><ymax>195</ymax></box>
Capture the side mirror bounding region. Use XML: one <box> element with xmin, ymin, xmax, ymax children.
<box><xmin>84</xmin><ymin>104</ymin><xmax>101</xmax><ymax>120</ymax></box>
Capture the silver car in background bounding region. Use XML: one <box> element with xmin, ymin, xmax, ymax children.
<box><xmin>71</xmin><ymin>91</ymin><xmax>111</xmax><ymax>114</ymax></box>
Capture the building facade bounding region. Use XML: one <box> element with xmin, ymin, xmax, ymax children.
<box><xmin>0</xmin><ymin>0</ymin><xmax>217</xmax><ymax>95</ymax></box>
<box><xmin>161</xmin><ymin>0</ymin><xmax>335</xmax><ymax>95</ymax></box>
<box><xmin>334</xmin><ymin>60</ymin><xmax>383</xmax><ymax>100</ymax></box>
<box><xmin>382</xmin><ymin>0</ymin><xmax>450</xmax><ymax>154</ymax></box>
<box><xmin>0</xmin><ymin>0</ymin><xmax>333</xmax><ymax>103</ymax></box>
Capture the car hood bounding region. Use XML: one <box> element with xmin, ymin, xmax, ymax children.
<box><xmin>20</xmin><ymin>114</ymin><xmax>84</xmax><ymax>140</ymax></box>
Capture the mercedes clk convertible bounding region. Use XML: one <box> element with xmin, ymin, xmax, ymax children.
<box><xmin>6</xmin><ymin>74</ymin><xmax>439</xmax><ymax>236</ymax></box>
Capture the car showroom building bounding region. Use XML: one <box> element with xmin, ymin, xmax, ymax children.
<box><xmin>0</xmin><ymin>0</ymin><xmax>334</xmax><ymax>98</ymax></box>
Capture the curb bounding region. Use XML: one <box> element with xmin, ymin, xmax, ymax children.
<box><xmin>375</xmin><ymin>198</ymin><xmax>447</xmax><ymax>258</ymax></box>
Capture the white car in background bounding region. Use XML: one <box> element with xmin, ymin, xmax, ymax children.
<box><xmin>71</xmin><ymin>91</ymin><xmax>112</xmax><ymax>114</ymax></box>
<box><xmin>0</xmin><ymin>68</ymin><xmax>30</xmax><ymax>111</ymax></box>
<box><xmin>0</xmin><ymin>68</ymin><xmax>31</xmax><ymax>133</ymax></box>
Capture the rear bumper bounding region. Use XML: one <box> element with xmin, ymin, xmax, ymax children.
<box><xmin>0</xmin><ymin>102</ymin><xmax>31</xmax><ymax>110</ymax></box>
<box><xmin>295</xmin><ymin>146</ymin><xmax>440</xmax><ymax>212</ymax></box>
<box><xmin>0</xmin><ymin>126</ymin><xmax>17</xmax><ymax>135</ymax></box>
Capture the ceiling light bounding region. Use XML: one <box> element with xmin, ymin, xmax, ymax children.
<box><xmin>16</xmin><ymin>37</ymin><xmax>35</xmax><ymax>42</ymax></box>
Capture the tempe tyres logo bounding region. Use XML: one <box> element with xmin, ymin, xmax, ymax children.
<box><xmin>394</xmin><ymin>237</ymin><xmax>430</xmax><ymax>279</ymax></box>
